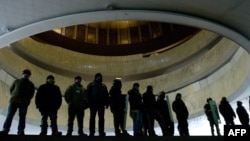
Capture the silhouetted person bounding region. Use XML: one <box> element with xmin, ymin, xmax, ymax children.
<box><xmin>35</xmin><ymin>75</ymin><xmax>62</xmax><ymax>136</ymax></box>
<box><xmin>236</xmin><ymin>101</ymin><xmax>249</xmax><ymax>125</ymax></box>
<box><xmin>109</xmin><ymin>79</ymin><xmax>130</xmax><ymax>136</ymax></box>
<box><xmin>172</xmin><ymin>93</ymin><xmax>189</xmax><ymax>136</ymax></box>
<box><xmin>64</xmin><ymin>76</ymin><xmax>88</xmax><ymax>136</ymax></box>
<box><xmin>218</xmin><ymin>97</ymin><xmax>236</xmax><ymax>125</ymax></box>
<box><xmin>142</xmin><ymin>85</ymin><xmax>168</xmax><ymax>136</ymax></box>
<box><xmin>128</xmin><ymin>83</ymin><xmax>143</xmax><ymax>136</ymax></box>
<box><xmin>0</xmin><ymin>69</ymin><xmax>35</xmax><ymax>135</ymax></box>
<box><xmin>86</xmin><ymin>73</ymin><xmax>109</xmax><ymax>136</ymax></box>
<box><xmin>204</xmin><ymin>98</ymin><xmax>221</xmax><ymax>136</ymax></box>
<box><xmin>156</xmin><ymin>91</ymin><xmax>174</xmax><ymax>136</ymax></box>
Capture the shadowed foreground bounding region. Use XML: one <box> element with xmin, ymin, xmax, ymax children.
<box><xmin>0</xmin><ymin>135</ymin><xmax>225</xmax><ymax>141</ymax></box>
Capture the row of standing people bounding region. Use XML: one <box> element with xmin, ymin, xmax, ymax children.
<box><xmin>0</xmin><ymin>69</ymin><xmax>249</xmax><ymax>136</ymax></box>
<box><xmin>204</xmin><ymin>97</ymin><xmax>249</xmax><ymax>136</ymax></box>
<box><xmin>127</xmin><ymin>83</ymin><xmax>188</xmax><ymax>136</ymax></box>
<box><xmin>0</xmin><ymin>69</ymin><xmax>182</xmax><ymax>136</ymax></box>
<box><xmin>0</xmin><ymin>70</ymin><xmax>110</xmax><ymax>136</ymax></box>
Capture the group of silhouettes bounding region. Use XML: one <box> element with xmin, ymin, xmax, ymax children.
<box><xmin>204</xmin><ymin>97</ymin><xmax>249</xmax><ymax>136</ymax></box>
<box><xmin>0</xmin><ymin>69</ymin><xmax>249</xmax><ymax>136</ymax></box>
<box><xmin>0</xmin><ymin>70</ymin><xmax>110</xmax><ymax>136</ymax></box>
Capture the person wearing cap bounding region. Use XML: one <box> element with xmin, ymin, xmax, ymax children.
<box><xmin>172</xmin><ymin>93</ymin><xmax>190</xmax><ymax>136</ymax></box>
<box><xmin>0</xmin><ymin>69</ymin><xmax>35</xmax><ymax>135</ymax></box>
<box><xmin>64</xmin><ymin>76</ymin><xmax>88</xmax><ymax>136</ymax></box>
<box><xmin>86</xmin><ymin>73</ymin><xmax>109</xmax><ymax>136</ymax></box>
<box><xmin>35</xmin><ymin>75</ymin><xmax>62</xmax><ymax>136</ymax></box>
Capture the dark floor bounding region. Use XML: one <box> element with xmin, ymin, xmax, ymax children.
<box><xmin>0</xmin><ymin>135</ymin><xmax>226</xmax><ymax>141</ymax></box>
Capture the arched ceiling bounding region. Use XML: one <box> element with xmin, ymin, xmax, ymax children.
<box><xmin>0</xmin><ymin>0</ymin><xmax>250</xmax><ymax>53</ymax></box>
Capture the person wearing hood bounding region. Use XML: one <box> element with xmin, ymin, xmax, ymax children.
<box><xmin>64</xmin><ymin>76</ymin><xmax>88</xmax><ymax>136</ymax></box>
<box><xmin>218</xmin><ymin>97</ymin><xmax>236</xmax><ymax>125</ymax></box>
<box><xmin>109</xmin><ymin>79</ymin><xmax>130</xmax><ymax>136</ymax></box>
<box><xmin>86</xmin><ymin>73</ymin><xmax>109</xmax><ymax>136</ymax></box>
<box><xmin>35</xmin><ymin>75</ymin><xmax>62</xmax><ymax>136</ymax></box>
<box><xmin>236</xmin><ymin>101</ymin><xmax>249</xmax><ymax>125</ymax></box>
<box><xmin>172</xmin><ymin>93</ymin><xmax>189</xmax><ymax>136</ymax></box>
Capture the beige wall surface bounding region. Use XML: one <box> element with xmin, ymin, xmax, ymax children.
<box><xmin>0</xmin><ymin>32</ymin><xmax>248</xmax><ymax>130</ymax></box>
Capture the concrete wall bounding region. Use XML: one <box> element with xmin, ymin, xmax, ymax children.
<box><xmin>0</xmin><ymin>30</ymin><xmax>248</xmax><ymax>131</ymax></box>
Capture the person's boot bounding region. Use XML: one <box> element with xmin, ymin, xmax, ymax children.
<box><xmin>115</xmin><ymin>131</ymin><xmax>122</xmax><ymax>136</ymax></box>
<box><xmin>78</xmin><ymin>129</ymin><xmax>88</xmax><ymax>136</ymax></box>
<box><xmin>17</xmin><ymin>131</ymin><xmax>25</xmax><ymax>136</ymax></box>
<box><xmin>0</xmin><ymin>130</ymin><xmax>8</xmax><ymax>135</ymax></box>
<box><xmin>66</xmin><ymin>132</ymin><xmax>72</xmax><ymax>136</ymax></box>
<box><xmin>99</xmin><ymin>132</ymin><xmax>106</xmax><ymax>136</ymax></box>
<box><xmin>39</xmin><ymin>124</ymin><xmax>48</xmax><ymax>136</ymax></box>
<box><xmin>89</xmin><ymin>132</ymin><xmax>95</xmax><ymax>136</ymax></box>
<box><xmin>52</xmin><ymin>131</ymin><xmax>62</xmax><ymax>136</ymax></box>
<box><xmin>39</xmin><ymin>132</ymin><xmax>47</xmax><ymax>136</ymax></box>
<box><xmin>122</xmin><ymin>130</ymin><xmax>131</xmax><ymax>136</ymax></box>
<box><xmin>39</xmin><ymin>127</ymin><xmax>47</xmax><ymax>136</ymax></box>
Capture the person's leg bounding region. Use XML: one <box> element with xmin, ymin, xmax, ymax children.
<box><xmin>209</xmin><ymin>122</ymin><xmax>215</xmax><ymax>136</ymax></box>
<box><xmin>98</xmin><ymin>106</ymin><xmax>106</xmax><ymax>136</ymax></box>
<box><xmin>89</xmin><ymin>107</ymin><xmax>97</xmax><ymax>136</ymax></box>
<box><xmin>183</xmin><ymin>120</ymin><xmax>189</xmax><ymax>136</ymax></box>
<box><xmin>177</xmin><ymin>122</ymin><xmax>184</xmax><ymax>136</ymax></box>
<box><xmin>76</xmin><ymin>109</ymin><xmax>87</xmax><ymax>136</ymax></box>
<box><xmin>138</xmin><ymin>110</ymin><xmax>143</xmax><ymax>135</ymax></box>
<box><xmin>50</xmin><ymin>111</ymin><xmax>61</xmax><ymax>136</ymax></box>
<box><xmin>40</xmin><ymin>112</ymin><xmax>49</xmax><ymax>135</ymax></box>
<box><xmin>215</xmin><ymin>124</ymin><xmax>221</xmax><ymax>136</ymax></box>
<box><xmin>131</xmin><ymin>110</ymin><xmax>139</xmax><ymax>136</ymax></box>
<box><xmin>17</xmin><ymin>104</ymin><xmax>28</xmax><ymax>135</ymax></box>
<box><xmin>1</xmin><ymin>103</ymin><xmax>18</xmax><ymax>134</ymax></box>
<box><xmin>147</xmin><ymin>109</ymin><xmax>156</xmax><ymax>136</ymax></box>
<box><xmin>113</xmin><ymin>110</ymin><xmax>121</xmax><ymax>136</ymax></box>
<box><xmin>67</xmin><ymin>106</ymin><xmax>76</xmax><ymax>136</ymax></box>
<box><xmin>169</xmin><ymin>121</ymin><xmax>175</xmax><ymax>136</ymax></box>
<box><xmin>154</xmin><ymin>110</ymin><xmax>168</xmax><ymax>136</ymax></box>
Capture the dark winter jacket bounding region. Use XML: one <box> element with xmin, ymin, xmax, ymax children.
<box><xmin>142</xmin><ymin>91</ymin><xmax>157</xmax><ymax>109</ymax></box>
<box><xmin>109</xmin><ymin>85</ymin><xmax>125</xmax><ymax>113</ymax></box>
<box><xmin>172</xmin><ymin>98</ymin><xmax>189</xmax><ymax>120</ymax></box>
<box><xmin>219</xmin><ymin>100</ymin><xmax>236</xmax><ymax>121</ymax></box>
<box><xmin>128</xmin><ymin>88</ymin><xmax>143</xmax><ymax>111</ymax></box>
<box><xmin>10</xmin><ymin>78</ymin><xmax>35</xmax><ymax>105</ymax></box>
<box><xmin>236</xmin><ymin>105</ymin><xmax>249</xmax><ymax>125</ymax></box>
<box><xmin>86</xmin><ymin>80</ymin><xmax>109</xmax><ymax>108</ymax></box>
<box><xmin>64</xmin><ymin>83</ymin><xmax>87</xmax><ymax>109</ymax></box>
<box><xmin>35</xmin><ymin>82</ymin><xmax>62</xmax><ymax>113</ymax></box>
<box><xmin>156</xmin><ymin>98</ymin><xmax>172</xmax><ymax>123</ymax></box>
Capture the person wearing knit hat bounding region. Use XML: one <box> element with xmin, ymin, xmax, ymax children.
<box><xmin>86</xmin><ymin>73</ymin><xmax>109</xmax><ymax>136</ymax></box>
<box><xmin>35</xmin><ymin>75</ymin><xmax>62</xmax><ymax>136</ymax></box>
<box><xmin>64</xmin><ymin>76</ymin><xmax>88</xmax><ymax>136</ymax></box>
<box><xmin>0</xmin><ymin>69</ymin><xmax>35</xmax><ymax>135</ymax></box>
<box><xmin>172</xmin><ymin>93</ymin><xmax>190</xmax><ymax>136</ymax></box>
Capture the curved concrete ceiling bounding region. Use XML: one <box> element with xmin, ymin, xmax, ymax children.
<box><xmin>0</xmin><ymin>0</ymin><xmax>250</xmax><ymax>53</ymax></box>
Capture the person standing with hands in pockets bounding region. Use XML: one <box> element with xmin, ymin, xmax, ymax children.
<box><xmin>86</xmin><ymin>73</ymin><xmax>109</xmax><ymax>136</ymax></box>
<box><xmin>35</xmin><ymin>75</ymin><xmax>62</xmax><ymax>136</ymax></box>
<box><xmin>64</xmin><ymin>76</ymin><xmax>88</xmax><ymax>136</ymax></box>
<box><xmin>0</xmin><ymin>69</ymin><xmax>35</xmax><ymax>135</ymax></box>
